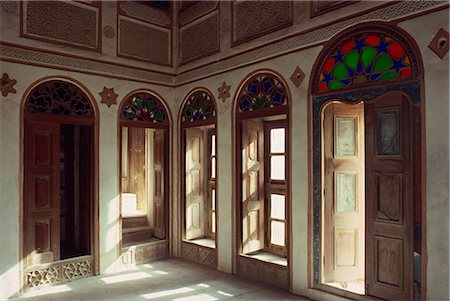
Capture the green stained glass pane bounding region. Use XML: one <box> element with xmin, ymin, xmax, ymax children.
<box><xmin>361</xmin><ymin>47</ymin><xmax>378</xmax><ymax>67</ymax></box>
<box><xmin>154</xmin><ymin>110</ymin><xmax>164</xmax><ymax>122</ymax></box>
<box><xmin>344</xmin><ymin>51</ymin><xmax>359</xmax><ymax>70</ymax></box>
<box><xmin>373</xmin><ymin>53</ymin><xmax>393</xmax><ymax>73</ymax></box>
<box><xmin>378</xmin><ymin>70</ymin><xmax>398</xmax><ymax>81</ymax></box>
<box><xmin>146</xmin><ymin>98</ymin><xmax>156</xmax><ymax>111</ymax></box>
<box><xmin>332</xmin><ymin>63</ymin><xmax>349</xmax><ymax>80</ymax></box>
<box><xmin>329</xmin><ymin>80</ymin><xmax>346</xmax><ymax>90</ymax></box>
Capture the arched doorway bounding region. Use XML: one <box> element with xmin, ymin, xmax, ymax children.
<box><xmin>118</xmin><ymin>90</ymin><xmax>171</xmax><ymax>264</ymax></box>
<box><xmin>179</xmin><ymin>88</ymin><xmax>218</xmax><ymax>268</ymax></box>
<box><xmin>234</xmin><ymin>70</ymin><xmax>292</xmax><ymax>290</ymax></box>
<box><xmin>310</xmin><ymin>23</ymin><xmax>423</xmax><ymax>300</ymax></box>
<box><xmin>23</xmin><ymin>78</ymin><xmax>98</xmax><ymax>289</ymax></box>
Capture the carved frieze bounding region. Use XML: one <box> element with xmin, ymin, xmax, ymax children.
<box><xmin>232</xmin><ymin>1</ymin><xmax>293</xmax><ymax>46</ymax></box>
<box><xmin>118</xmin><ymin>17</ymin><xmax>171</xmax><ymax>65</ymax></box>
<box><xmin>179</xmin><ymin>1</ymin><xmax>218</xmax><ymax>26</ymax></box>
<box><xmin>179</xmin><ymin>12</ymin><xmax>220</xmax><ymax>64</ymax></box>
<box><xmin>119</xmin><ymin>1</ymin><xmax>171</xmax><ymax>28</ymax></box>
<box><xmin>22</xmin><ymin>1</ymin><xmax>100</xmax><ymax>51</ymax></box>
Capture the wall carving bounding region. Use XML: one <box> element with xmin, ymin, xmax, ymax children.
<box><xmin>177</xmin><ymin>1</ymin><xmax>444</xmax><ymax>84</ymax></box>
<box><xmin>25</xmin><ymin>256</ymin><xmax>92</xmax><ymax>289</ymax></box>
<box><xmin>103</xmin><ymin>25</ymin><xmax>115</xmax><ymax>39</ymax></box>
<box><xmin>121</xmin><ymin>240</ymin><xmax>168</xmax><ymax>265</ymax></box>
<box><xmin>1</xmin><ymin>73</ymin><xmax>17</xmax><ymax>97</ymax></box>
<box><xmin>181</xmin><ymin>242</ymin><xmax>216</xmax><ymax>268</ymax></box>
<box><xmin>179</xmin><ymin>1</ymin><xmax>218</xmax><ymax>26</ymax></box>
<box><xmin>233</xmin><ymin>1</ymin><xmax>293</xmax><ymax>45</ymax></box>
<box><xmin>119</xmin><ymin>1</ymin><xmax>171</xmax><ymax>28</ymax></box>
<box><xmin>118</xmin><ymin>17</ymin><xmax>171</xmax><ymax>65</ymax></box>
<box><xmin>179</xmin><ymin>12</ymin><xmax>219</xmax><ymax>64</ymax></box>
<box><xmin>22</xmin><ymin>1</ymin><xmax>99</xmax><ymax>50</ymax></box>
<box><xmin>0</xmin><ymin>0</ymin><xmax>18</xmax><ymax>15</ymax></box>
<box><xmin>310</xmin><ymin>1</ymin><xmax>356</xmax><ymax>17</ymax></box>
<box><xmin>237</xmin><ymin>256</ymin><xmax>289</xmax><ymax>290</ymax></box>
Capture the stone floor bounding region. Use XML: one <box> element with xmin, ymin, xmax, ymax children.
<box><xmin>14</xmin><ymin>258</ymin><xmax>310</xmax><ymax>301</ymax></box>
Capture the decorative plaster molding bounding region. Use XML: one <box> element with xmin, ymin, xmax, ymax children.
<box><xmin>218</xmin><ymin>81</ymin><xmax>231</xmax><ymax>103</ymax></box>
<box><xmin>290</xmin><ymin>66</ymin><xmax>305</xmax><ymax>88</ymax></box>
<box><xmin>99</xmin><ymin>87</ymin><xmax>118</xmax><ymax>108</ymax></box>
<box><xmin>0</xmin><ymin>43</ymin><xmax>174</xmax><ymax>86</ymax></box>
<box><xmin>0</xmin><ymin>73</ymin><xmax>17</xmax><ymax>96</ymax></box>
<box><xmin>176</xmin><ymin>1</ymin><xmax>445</xmax><ymax>85</ymax></box>
<box><xmin>428</xmin><ymin>28</ymin><xmax>449</xmax><ymax>59</ymax></box>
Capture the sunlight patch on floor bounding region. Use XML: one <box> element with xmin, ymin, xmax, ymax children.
<box><xmin>101</xmin><ymin>271</ymin><xmax>152</xmax><ymax>284</ymax></box>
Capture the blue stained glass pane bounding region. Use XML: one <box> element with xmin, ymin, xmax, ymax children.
<box><xmin>262</xmin><ymin>80</ymin><xmax>273</xmax><ymax>94</ymax></box>
<box><xmin>340</xmin><ymin>79</ymin><xmax>351</xmax><ymax>86</ymax></box>
<box><xmin>365</xmin><ymin>65</ymin><xmax>373</xmax><ymax>73</ymax></box>
<box><xmin>371</xmin><ymin>73</ymin><xmax>382</xmax><ymax>81</ymax></box>
<box><xmin>348</xmin><ymin>69</ymin><xmax>355</xmax><ymax>77</ymax></box>
<box><xmin>249</xmin><ymin>82</ymin><xmax>258</xmax><ymax>95</ymax></box>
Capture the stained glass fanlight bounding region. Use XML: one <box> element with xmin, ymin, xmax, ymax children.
<box><xmin>26</xmin><ymin>80</ymin><xmax>92</xmax><ymax>117</ymax></box>
<box><xmin>238</xmin><ymin>74</ymin><xmax>287</xmax><ymax>112</ymax></box>
<box><xmin>123</xmin><ymin>92</ymin><xmax>167</xmax><ymax>123</ymax></box>
<box><xmin>317</xmin><ymin>32</ymin><xmax>414</xmax><ymax>92</ymax></box>
<box><xmin>181</xmin><ymin>90</ymin><xmax>216</xmax><ymax>123</ymax></box>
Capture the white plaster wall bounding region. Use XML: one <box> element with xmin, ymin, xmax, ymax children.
<box><xmin>0</xmin><ymin>61</ymin><xmax>176</xmax><ymax>299</ymax></box>
<box><xmin>399</xmin><ymin>10</ymin><xmax>450</xmax><ymax>301</ymax></box>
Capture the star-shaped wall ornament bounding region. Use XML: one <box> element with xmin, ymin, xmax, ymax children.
<box><xmin>1</xmin><ymin>73</ymin><xmax>17</xmax><ymax>97</ymax></box>
<box><xmin>99</xmin><ymin>87</ymin><xmax>118</xmax><ymax>108</ymax></box>
<box><xmin>218</xmin><ymin>81</ymin><xmax>231</xmax><ymax>103</ymax></box>
<box><xmin>289</xmin><ymin>66</ymin><xmax>305</xmax><ymax>88</ymax></box>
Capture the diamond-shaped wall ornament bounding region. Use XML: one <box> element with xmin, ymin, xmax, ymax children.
<box><xmin>99</xmin><ymin>87</ymin><xmax>118</xmax><ymax>108</ymax></box>
<box><xmin>428</xmin><ymin>28</ymin><xmax>449</xmax><ymax>59</ymax></box>
<box><xmin>290</xmin><ymin>66</ymin><xmax>305</xmax><ymax>88</ymax></box>
<box><xmin>1</xmin><ymin>73</ymin><xmax>17</xmax><ymax>97</ymax></box>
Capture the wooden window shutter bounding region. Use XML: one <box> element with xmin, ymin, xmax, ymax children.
<box><xmin>241</xmin><ymin>120</ymin><xmax>265</xmax><ymax>254</ymax></box>
<box><xmin>153</xmin><ymin>130</ymin><xmax>166</xmax><ymax>239</ymax></box>
<box><xmin>185</xmin><ymin>129</ymin><xmax>205</xmax><ymax>240</ymax></box>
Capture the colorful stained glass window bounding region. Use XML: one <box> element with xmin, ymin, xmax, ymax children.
<box><xmin>123</xmin><ymin>93</ymin><xmax>166</xmax><ymax>123</ymax></box>
<box><xmin>26</xmin><ymin>80</ymin><xmax>92</xmax><ymax>117</ymax></box>
<box><xmin>181</xmin><ymin>90</ymin><xmax>216</xmax><ymax>123</ymax></box>
<box><xmin>238</xmin><ymin>74</ymin><xmax>287</xmax><ymax>112</ymax></box>
<box><xmin>317</xmin><ymin>33</ymin><xmax>414</xmax><ymax>92</ymax></box>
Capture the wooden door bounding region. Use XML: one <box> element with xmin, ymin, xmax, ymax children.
<box><xmin>185</xmin><ymin>129</ymin><xmax>204</xmax><ymax>240</ymax></box>
<box><xmin>128</xmin><ymin>127</ymin><xmax>147</xmax><ymax>212</ymax></box>
<box><xmin>323</xmin><ymin>103</ymin><xmax>365</xmax><ymax>284</ymax></box>
<box><xmin>241</xmin><ymin>120</ymin><xmax>264</xmax><ymax>254</ymax></box>
<box><xmin>153</xmin><ymin>130</ymin><xmax>166</xmax><ymax>239</ymax></box>
<box><xmin>24</xmin><ymin>120</ymin><xmax>60</xmax><ymax>266</ymax></box>
<box><xmin>365</xmin><ymin>94</ymin><xmax>413</xmax><ymax>300</ymax></box>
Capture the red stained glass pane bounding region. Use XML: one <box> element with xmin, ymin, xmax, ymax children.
<box><xmin>365</xmin><ymin>35</ymin><xmax>381</xmax><ymax>46</ymax></box>
<box><xmin>318</xmin><ymin>83</ymin><xmax>328</xmax><ymax>91</ymax></box>
<box><xmin>388</xmin><ymin>42</ymin><xmax>404</xmax><ymax>59</ymax></box>
<box><xmin>341</xmin><ymin>40</ymin><xmax>356</xmax><ymax>53</ymax></box>
<box><xmin>399</xmin><ymin>67</ymin><xmax>412</xmax><ymax>77</ymax></box>
<box><xmin>323</xmin><ymin>57</ymin><xmax>335</xmax><ymax>74</ymax></box>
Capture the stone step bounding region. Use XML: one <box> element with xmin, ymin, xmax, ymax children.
<box><xmin>122</xmin><ymin>216</ymin><xmax>148</xmax><ymax>229</ymax></box>
<box><xmin>122</xmin><ymin>226</ymin><xmax>153</xmax><ymax>245</ymax></box>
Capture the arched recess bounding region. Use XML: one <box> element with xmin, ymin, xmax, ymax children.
<box><xmin>118</xmin><ymin>89</ymin><xmax>171</xmax><ymax>263</ymax></box>
<box><xmin>309</xmin><ymin>22</ymin><xmax>424</xmax><ymax>300</ymax></box>
<box><xmin>233</xmin><ymin>70</ymin><xmax>292</xmax><ymax>290</ymax></box>
<box><xmin>178</xmin><ymin>88</ymin><xmax>218</xmax><ymax>268</ymax></box>
<box><xmin>21</xmin><ymin>77</ymin><xmax>99</xmax><ymax>289</ymax></box>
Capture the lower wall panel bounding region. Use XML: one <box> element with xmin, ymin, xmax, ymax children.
<box><xmin>181</xmin><ymin>241</ymin><xmax>217</xmax><ymax>269</ymax></box>
<box><xmin>236</xmin><ymin>255</ymin><xmax>289</xmax><ymax>290</ymax></box>
<box><xmin>120</xmin><ymin>240</ymin><xmax>168</xmax><ymax>265</ymax></box>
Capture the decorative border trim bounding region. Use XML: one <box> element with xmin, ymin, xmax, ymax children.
<box><xmin>311</xmin><ymin>80</ymin><xmax>421</xmax><ymax>284</ymax></box>
<box><xmin>176</xmin><ymin>1</ymin><xmax>445</xmax><ymax>85</ymax></box>
<box><xmin>0</xmin><ymin>42</ymin><xmax>175</xmax><ymax>86</ymax></box>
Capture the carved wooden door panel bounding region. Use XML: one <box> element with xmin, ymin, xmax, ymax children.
<box><xmin>323</xmin><ymin>103</ymin><xmax>365</xmax><ymax>284</ymax></box>
<box><xmin>24</xmin><ymin>120</ymin><xmax>60</xmax><ymax>266</ymax></box>
<box><xmin>128</xmin><ymin>127</ymin><xmax>147</xmax><ymax>212</ymax></box>
<box><xmin>153</xmin><ymin>130</ymin><xmax>166</xmax><ymax>239</ymax></box>
<box><xmin>185</xmin><ymin>129</ymin><xmax>204</xmax><ymax>240</ymax></box>
<box><xmin>241</xmin><ymin>120</ymin><xmax>264</xmax><ymax>254</ymax></box>
<box><xmin>365</xmin><ymin>94</ymin><xmax>413</xmax><ymax>300</ymax></box>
